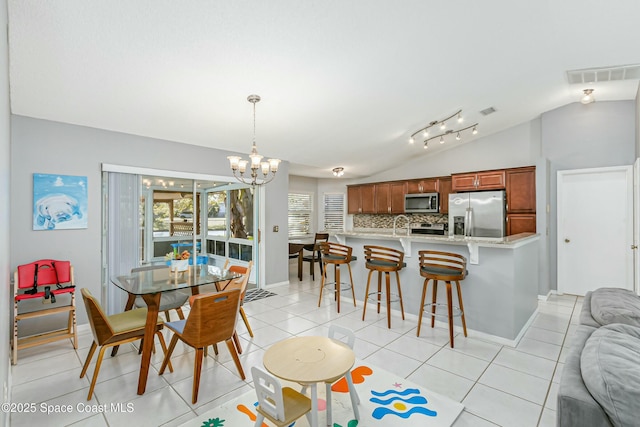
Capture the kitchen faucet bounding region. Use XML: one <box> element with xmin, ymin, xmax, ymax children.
<box><xmin>393</xmin><ymin>214</ymin><xmax>410</xmax><ymax>236</ymax></box>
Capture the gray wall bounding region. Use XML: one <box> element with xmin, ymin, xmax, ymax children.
<box><xmin>10</xmin><ymin>116</ymin><xmax>289</xmax><ymax>328</ymax></box>
<box><xmin>541</xmin><ymin>101</ymin><xmax>636</xmax><ymax>292</ymax></box>
<box><xmin>1</xmin><ymin>0</ymin><xmax>11</xmax><ymax>421</ymax></box>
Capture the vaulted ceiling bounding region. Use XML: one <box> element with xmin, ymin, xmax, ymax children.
<box><xmin>8</xmin><ymin>1</ymin><xmax>640</xmax><ymax>178</ymax></box>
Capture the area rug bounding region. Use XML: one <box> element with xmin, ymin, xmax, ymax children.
<box><xmin>180</xmin><ymin>360</ymin><xmax>463</xmax><ymax>427</ymax></box>
<box><xmin>243</xmin><ymin>289</ymin><xmax>277</xmax><ymax>303</ymax></box>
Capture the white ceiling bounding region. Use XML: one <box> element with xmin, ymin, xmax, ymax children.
<box><xmin>8</xmin><ymin>1</ymin><xmax>640</xmax><ymax>179</ymax></box>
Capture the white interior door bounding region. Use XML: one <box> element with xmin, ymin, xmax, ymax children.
<box><xmin>557</xmin><ymin>166</ymin><xmax>634</xmax><ymax>296</ymax></box>
<box><xmin>634</xmin><ymin>158</ymin><xmax>640</xmax><ymax>294</ymax></box>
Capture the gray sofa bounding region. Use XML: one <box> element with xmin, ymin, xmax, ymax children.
<box><xmin>557</xmin><ymin>288</ymin><xmax>640</xmax><ymax>427</ymax></box>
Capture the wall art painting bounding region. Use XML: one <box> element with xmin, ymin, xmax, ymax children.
<box><xmin>33</xmin><ymin>173</ymin><xmax>88</xmax><ymax>230</ymax></box>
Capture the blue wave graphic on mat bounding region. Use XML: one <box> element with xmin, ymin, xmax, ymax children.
<box><xmin>370</xmin><ymin>395</ymin><xmax>428</xmax><ymax>405</ymax></box>
<box><xmin>371</xmin><ymin>388</ymin><xmax>421</xmax><ymax>397</ymax></box>
<box><xmin>369</xmin><ymin>387</ymin><xmax>437</xmax><ymax>420</ymax></box>
<box><xmin>372</xmin><ymin>406</ymin><xmax>437</xmax><ymax>419</ymax></box>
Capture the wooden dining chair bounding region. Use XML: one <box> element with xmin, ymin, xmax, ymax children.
<box><xmin>252</xmin><ymin>366</ymin><xmax>312</xmax><ymax>427</ymax></box>
<box><xmin>220</xmin><ymin>259</ymin><xmax>254</xmax><ymax>337</ymax></box>
<box><xmin>302</xmin><ymin>233</ymin><xmax>329</xmax><ymax>280</ymax></box>
<box><xmin>159</xmin><ymin>289</ymin><xmax>245</xmax><ymax>404</ymax></box>
<box><xmin>79</xmin><ymin>288</ymin><xmax>172</xmax><ymax>400</ymax></box>
<box><xmin>132</xmin><ymin>265</ymin><xmax>190</xmax><ymax>322</ymax></box>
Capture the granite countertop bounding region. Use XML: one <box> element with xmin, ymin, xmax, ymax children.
<box><xmin>335</xmin><ymin>229</ymin><xmax>539</xmax><ymax>248</ymax></box>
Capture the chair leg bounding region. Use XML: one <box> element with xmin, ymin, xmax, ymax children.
<box><xmin>12</xmin><ymin>301</ymin><xmax>18</xmax><ymax>365</ymax></box>
<box><xmin>362</xmin><ymin>269</ymin><xmax>375</xmax><ymax>321</ymax></box>
<box><xmin>225</xmin><ymin>338</ymin><xmax>246</xmax><ymax>379</ymax></box>
<box><xmin>233</xmin><ymin>332</ymin><xmax>243</xmax><ymax>354</ymax></box>
<box><xmin>347</xmin><ymin>263</ymin><xmax>357</xmax><ymax>307</ymax></box>
<box><xmin>385</xmin><ymin>272</ymin><xmax>391</xmax><ymax>328</ymax></box>
<box><xmin>376</xmin><ymin>272</ymin><xmax>382</xmax><ymax>314</ymax></box>
<box><xmin>80</xmin><ymin>341</ymin><xmax>97</xmax><ymax>379</ymax></box>
<box><xmin>431</xmin><ymin>280</ymin><xmax>438</xmax><ymax>328</ymax></box>
<box><xmin>254</xmin><ymin>414</ymin><xmax>264</xmax><ymax>427</ymax></box>
<box><xmin>70</xmin><ymin>294</ymin><xmax>78</xmax><ymax>349</ymax></box>
<box><xmin>446</xmin><ymin>281</ymin><xmax>454</xmax><ymax>348</ymax></box>
<box><xmin>346</xmin><ymin>369</ymin><xmax>361</xmax><ymax>420</ymax></box>
<box><xmin>192</xmin><ymin>347</ymin><xmax>204</xmax><ymax>404</ymax></box>
<box><xmin>155</xmin><ymin>331</ymin><xmax>173</xmax><ymax>373</ymax></box>
<box><xmin>240</xmin><ymin>306</ymin><xmax>254</xmax><ymax>337</ymax></box>
<box><xmin>456</xmin><ymin>281</ymin><xmax>468</xmax><ymax>337</ymax></box>
<box><xmin>395</xmin><ymin>270</ymin><xmax>405</xmax><ymax>320</ymax></box>
<box><xmin>87</xmin><ymin>345</ymin><xmax>109</xmax><ymax>400</ymax></box>
<box><xmin>417</xmin><ymin>279</ymin><xmax>428</xmax><ymax>337</ymax></box>
<box><xmin>318</xmin><ymin>264</ymin><xmax>328</xmax><ymax>307</ymax></box>
<box><xmin>176</xmin><ymin>307</ymin><xmax>185</xmax><ymax>320</ymax></box>
<box><xmin>335</xmin><ymin>264</ymin><xmax>341</xmax><ymax>313</ymax></box>
<box><xmin>159</xmin><ymin>334</ymin><xmax>179</xmax><ymax>375</ymax></box>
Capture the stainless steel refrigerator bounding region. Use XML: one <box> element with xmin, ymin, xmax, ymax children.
<box><xmin>448</xmin><ymin>190</ymin><xmax>506</xmax><ymax>237</ymax></box>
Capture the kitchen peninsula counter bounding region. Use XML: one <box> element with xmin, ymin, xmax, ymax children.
<box><xmin>330</xmin><ymin>230</ymin><xmax>540</xmax><ymax>343</ymax></box>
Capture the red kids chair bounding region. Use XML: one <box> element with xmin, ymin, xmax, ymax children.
<box><xmin>12</xmin><ymin>259</ymin><xmax>78</xmax><ymax>364</ymax></box>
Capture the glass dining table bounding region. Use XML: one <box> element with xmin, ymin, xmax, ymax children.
<box><xmin>111</xmin><ymin>265</ymin><xmax>239</xmax><ymax>395</ymax></box>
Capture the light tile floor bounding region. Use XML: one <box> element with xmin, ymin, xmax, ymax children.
<box><xmin>10</xmin><ymin>266</ymin><xmax>581</xmax><ymax>426</ymax></box>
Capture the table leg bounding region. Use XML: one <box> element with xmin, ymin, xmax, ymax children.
<box><xmin>138</xmin><ymin>292</ymin><xmax>160</xmax><ymax>395</ymax></box>
<box><xmin>310</xmin><ymin>383</ymin><xmax>319</xmax><ymax>427</ymax></box>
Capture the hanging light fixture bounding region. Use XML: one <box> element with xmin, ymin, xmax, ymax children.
<box><xmin>581</xmin><ymin>89</ymin><xmax>595</xmax><ymax>104</ymax></box>
<box><xmin>332</xmin><ymin>167</ymin><xmax>345</xmax><ymax>177</ymax></box>
<box><xmin>228</xmin><ymin>94</ymin><xmax>280</xmax><ymax>187</ymax></box>
<box><xmin>410</xmin><ymin>109</ymin><xmax>479</xmax><ymax>150</ymax></box>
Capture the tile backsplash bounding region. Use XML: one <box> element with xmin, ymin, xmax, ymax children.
<box><xmin>353</xmin><ymin>213</ymin><xmax>448</xmax><ymax>229</ymax></box>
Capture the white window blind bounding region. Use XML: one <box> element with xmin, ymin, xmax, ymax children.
<box><xmin>288</xmin><ymin>192</ymin><xmax>312</xmax><ymax>237</ymax></box>
<box><xmin>324</xmin><ymin>193</ymin><xmax>345</xmax><ymax>232</ymax></box>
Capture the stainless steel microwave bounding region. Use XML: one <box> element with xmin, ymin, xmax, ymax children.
<box><xmin>404</xmin><ymin>193</ymin><xmax>439</xmax><ymax>213</ymax></box>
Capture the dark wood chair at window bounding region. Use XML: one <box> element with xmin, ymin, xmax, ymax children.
<box><xmin>302</xmin><ymin>233</ymin><xmax>329</xmax><ymax>280</ymax></box>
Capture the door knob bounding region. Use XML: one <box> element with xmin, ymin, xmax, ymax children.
<box><xmin>564</xmin><ymin>238</ymin><xmax>570</xmax><ymax>243</ymax></box>
<box><xmin>632</xmin><ymin>245</ymin><xmax>638</xmax><ymax>250</ymax></box>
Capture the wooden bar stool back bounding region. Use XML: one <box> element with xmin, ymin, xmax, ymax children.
<box><xmin>418</xmin><ymin>250</ymin><xmax>468</xmax><ymax>347</ymax></box>
<box><xmin>317</xmin><ymin>242</ymin><xmax>357</xmax><ymax>313</ymax></box>
<box><xmin>362</xmin><ymin>245</ymin><xmax>406</xmax><ymax>328</ymax></box>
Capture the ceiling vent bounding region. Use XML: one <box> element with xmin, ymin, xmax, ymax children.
<box><xmin>567</xmin><ymin>64</ymin><xmax>640</xmax><ymax>84</ymax></box>
<box><xmin>479</xmin><ymin>107</ymin><xmax>496</xmax><ymax>116</ymax></box>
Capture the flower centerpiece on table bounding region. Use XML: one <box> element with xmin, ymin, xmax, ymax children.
<box><xmin>166</xmin><ymin>250</ymin><xmax>191</xmax><ymax>271</ymax></box>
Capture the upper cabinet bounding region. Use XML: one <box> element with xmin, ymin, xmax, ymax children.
<box><xmin>347</xmin><ymin>184</ymin><xmax>375</xmax><ymax>214</ymax></box>
<box><xmin>505</xmin><ymin>167</ymin><xmax>536</xmax><ymax>213</ymax></box>
<box><xmin>407</xmin><ymin>178</ymin><xmax>438</xmax><ymax>194</ymax></box>
<box><xmin>452</xmin><ymin>170</ymin><xmax>506</xmax><ymax>192</ymax></box>
<box><xmin>437</xmin><ymin>177</ymin><xmax>452</xmax><ymax>214</ymax></box>
<box><xmin>375</xmin><ymin>181</ymin><xmax>407</xmax><ymax>214</ymax></box>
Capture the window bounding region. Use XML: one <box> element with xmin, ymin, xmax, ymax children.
<box><xmin>288</xmin><ymin>192</ymin><xmax>313</xmax><ymax>237</ymax></box>
<box><xmin>324</xmin><ymin>193</ymin><xmax>345</xmax><ymax>232</ymax></box>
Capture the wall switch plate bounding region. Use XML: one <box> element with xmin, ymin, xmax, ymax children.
<box><xmin>273</xmin><ymin>225</ymin><xmax>279</xmax><ymax>232</ymax></box>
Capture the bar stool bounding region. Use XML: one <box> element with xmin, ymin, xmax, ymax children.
<box><xmin>417</xmin><ymin>250</ymin><xmax>468</xmax><ymax>348</ymax></box>
<box><xmin>362</xmin><ymin>245</ymin><xmax>406</xmax><ymax>329</ymax></box>
<box><xmin>317</xmin><ymin>242</ymin><xmax>357</xmax><ymax>313</ymax></box>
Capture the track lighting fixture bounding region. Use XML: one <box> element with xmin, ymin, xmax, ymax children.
<box><xmin>409</xmin><ymin>109</ymin><xmax>479</xmax><ymax>149</ymax></box>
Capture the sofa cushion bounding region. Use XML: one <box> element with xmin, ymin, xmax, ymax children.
<box><xmin>590</xmin><ymin>288</ymin><xmax>640</xmax><ymax>327</ymax></box>
<box><xmin>581</xmin><ymin>323</ymin><xmax>640</xmax><ymax>427</ymax></box>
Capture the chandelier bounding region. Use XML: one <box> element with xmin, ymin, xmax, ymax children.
<box><xmin>228</xmin><ymin>94</ymin><xmax>280</xmax><ymax>187</ymax></box>
<box><xmin>409</xmin><ymin>109</ymin><xmax>478</xmax><ymax>150</ymax></box>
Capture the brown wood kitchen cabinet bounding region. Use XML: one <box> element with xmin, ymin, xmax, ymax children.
<box><xmin>347</xmin><ymin>184</ymin><xmax>375</xmax><ymax>214</ymax></box>
<box><xmin>505</xmin><ymin>166</ymin><xmax>536</xmax><ymax>234</ymax></box>
<box><xmin>506</xmin><ymin>167</ymin><xmax>536</xmax><ymax>213</ymax></box>
<box><xmin>375</xmin><ymin>181</ymin><xmax>407</xmax><ymax>214</ymax></box>
<box><xmin>507</xmin><ymin>213</ymin><xmax>536</xmax><ymax>235</ymax></box>
<box><xmin>407</xmin><ymin>178</ymin><xmax>438</xmax><ymax>194</ymax></box>
<box><xmin>437</xmin><ymin>177</ymin><xmax>452</xmax><ymax>214</ymax></box>
<box><xmin>452</xmin><ymin>170</ymin><xmax>506</xmax><ymax>192</ymax></box>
